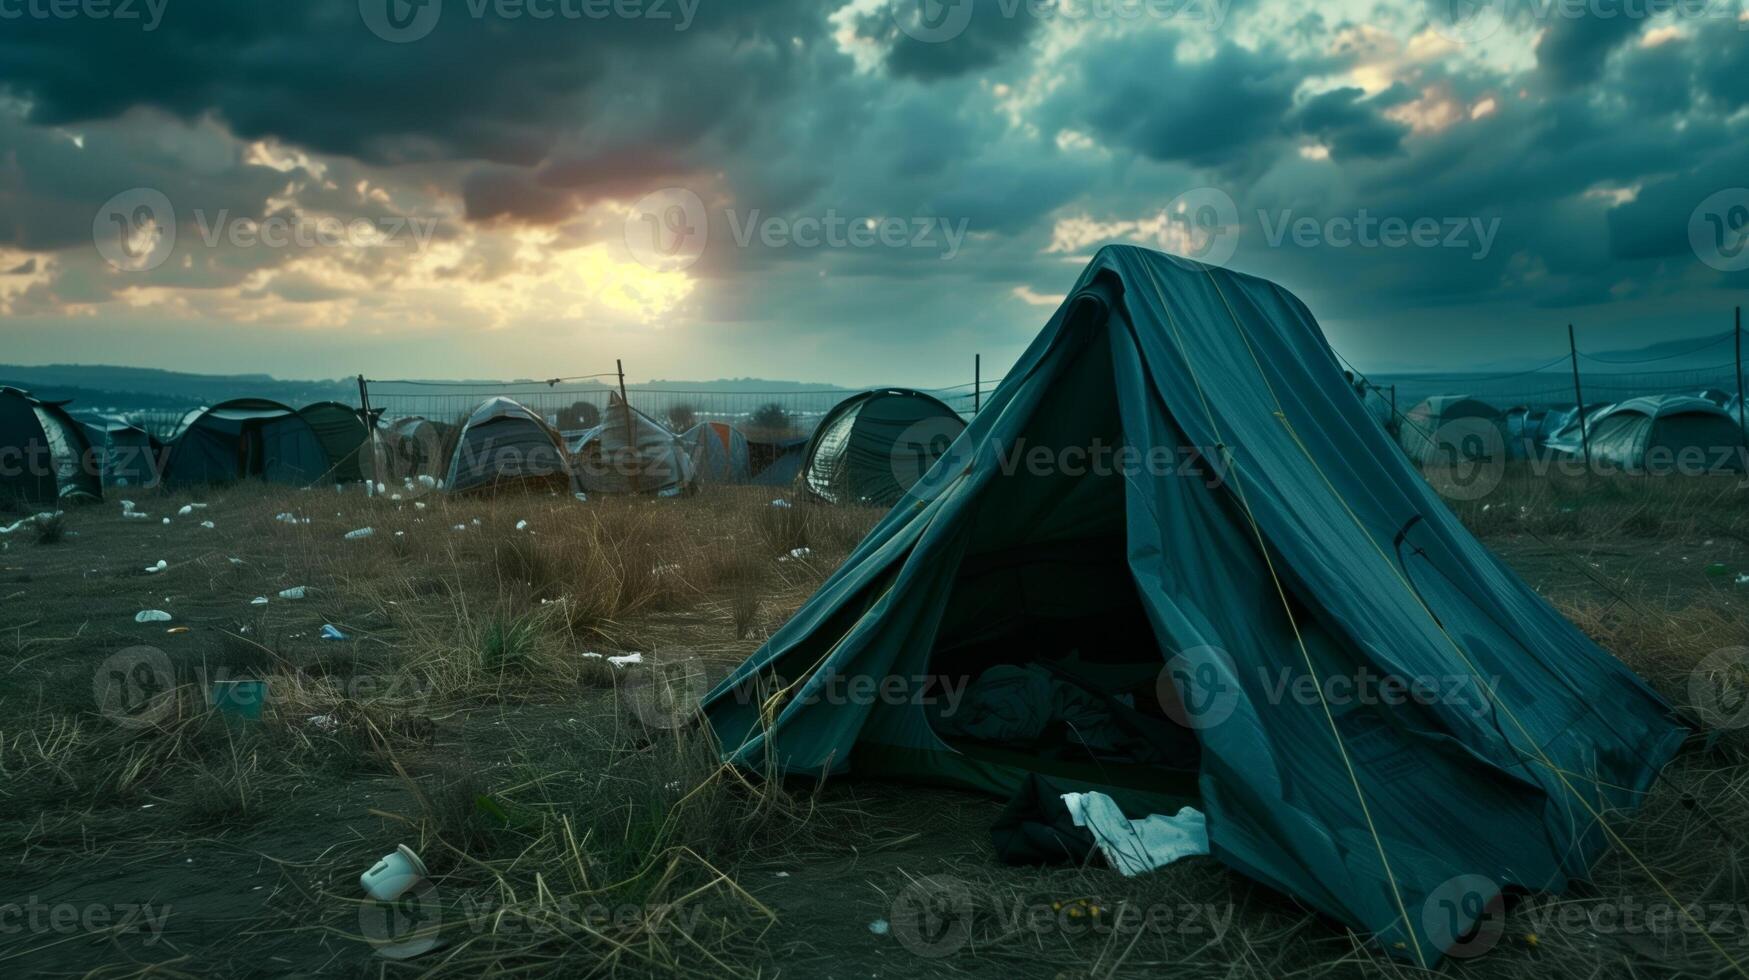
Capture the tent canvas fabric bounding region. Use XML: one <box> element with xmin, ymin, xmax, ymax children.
<box><xmin>800</xmin><ymin>388</ymin><xmax>967</xmax><ymax>507</ymax></box>
<box><xmin>79</xmin><ymin>416</ymin><xmax>164</xmax><ymax>488</ymax></box>
<box><xmin>445</xmin><ymin>398</ymin><xmax>579</xmax><ymax>494</ymax></box>
<box><xmin>298</xmin><ymin>402</ymin><xmax>371</xmax><ymax>483</ymax></box>
<box><xmin>702</xmin><ymin>245</ymin><xmax>1683</xmax><ymax>965</ymax></box>
<box><xmin>571</xmin><ymin>395</ymin><xmax>696</xmax><ymax>495</ymax></box>
<box><xmin>1396</xmin><ymin>395</ymin><xmax>1505</xmax><ymax>465</ymax></box>
<box><xmin>684</xmin><ymin>421</ymin><xmax>752</xmax><ymax>484</ymax></box>
<box><xmin>380</xmin><ymin>416</ymin><xmax>450</xmax><ymax>485</ymax></box>
<box><xmin>163</xmin><ymin>399</ymin><xmax>329</xmax><ymax>487</ymax></box>
<box><xmin>1553</xmin><ymin>395</ymin><xmax>1745</xmax><ymax>474</ymax></box>
<box><xmin>0</xmin><ymin>387</ymin><xmax>102</xmax><ymax>505</ymax></box>
<box><xmin>747</xmin><ymin>435</ymin><xmax>807</xmax><ymax>487</ymax></box>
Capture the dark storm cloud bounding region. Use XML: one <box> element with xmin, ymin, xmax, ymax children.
<box><xmin>1051</xmin><ymin>33</ymin><xmax>1298</xmax><ymax>169</ymax></box>
<box><xmin>855</xmin><ymin>0</ymin><xmax>1040</xmax><ymax>79</ymax></box>
<box><xmin>1292</xmin><ymin>85</ymin><xmax>1410</xmax><ymax>159</ymax></box>
<box><xmin>1533</xmin><ymin>7</ymin><xmax>1645</xmax><ymax>88</ymax></box>
<box><xmin>0</xmin><ymin>0</ymin><xmax>829</xmax><ymax>167</ymax></box>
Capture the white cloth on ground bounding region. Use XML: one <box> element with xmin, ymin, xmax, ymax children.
<box><xmin>1060</xmin><ymin>791</ymin><xmax>1209</xmax><ymax>876</ymax></box>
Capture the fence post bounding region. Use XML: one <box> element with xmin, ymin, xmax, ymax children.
<box><xmin>1568</xmin><ymin>324</ymin><xmax>1592</xmax><ymax>471</ymax></box>
<box><xmin>617</xmin><ymin>359</ymin><xmax>640</xmax><ymax>493</ymax></box>
<box><xmin>974</xmin><ymin>354</ymin><xmax>981</xmax><ymax>414</ymax></box>
<box><xmin>356</xmin><ymin>374</ymin><xmax>379</xmax><ymax>488</ymax></box>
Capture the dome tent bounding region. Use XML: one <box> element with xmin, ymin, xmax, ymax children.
<box><xmin>0</xmin><ymin>387</ymin><xmax>101</xmax><ymax>506</ymax></box>
<box><xmin>684</xmin><ymin>421</ymin><xmax>752</xmax><ymax>484</ymax></box>
<box><xmin>79</xmin><ymin>415</ymin><xmax>164</xmax><ymax>488</ymax></box>
<box><xmin>380</xmin><ymin>416</ymin><xmax>450</xmax><ymax>485</ymax></box>
<box><xmin>1554</xmin><ymin>395</ymin><xmax>1745</xmax><ymax>474</ymax></box>
<box><xmin>163</xmin><ymin>399</ymin><xmax>329</xmax><ymax>487</ymax></box>
<box><xmin>445</xmin><ymin>398</ymin><xmax>578</xmax><ymax>494</ymax></box>
<box><xmin>800</xmin><ymin>388</ymin><xmax>966</xmax><ymax>507</ymax></box>
<box><xmin>298</xmin><ymin>401</ymin><xmax>371</xmax><ymax>483</ymax></box>
<box><xmin>702</xmin><ymin>246</ymin><xmax>1682</xmax><ymax>966</ymax></box>
<box><xmin>1396</xmin><ymin>395</ymin><xmax>1506</xmax><ymax>466</ymax></box>
<box><xmin>571</xmin><ymin>394</ymin><xmax>695</xmax><ymax>495</ymax></box>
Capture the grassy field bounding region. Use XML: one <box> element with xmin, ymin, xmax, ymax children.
<box><xmin>3</xmin><ymin>470</ymin><xmax>1749</xmax><ymax>978</ymax></box>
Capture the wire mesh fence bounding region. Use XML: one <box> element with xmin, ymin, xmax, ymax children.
<box><xmin>361</xmin><ymin>374</ymin><xmax>1001</xmax><ymax>444</ymax></box>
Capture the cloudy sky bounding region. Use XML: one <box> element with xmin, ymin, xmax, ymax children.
<box><xmin>2</xmin><ymin>0</ymin><xmax>1747</xmax><ymax>385</ymax></box>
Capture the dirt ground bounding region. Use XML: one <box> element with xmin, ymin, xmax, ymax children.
<box><xmin>3</xmin><ymin>475</ymin><xmax>1748</xmax><ymax>978</ymax></box>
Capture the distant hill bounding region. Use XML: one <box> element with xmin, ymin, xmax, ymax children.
<box><xmin>0</xmin><ymin>364</ymin><xmax>353</xmax><ymax>412</ymax></box>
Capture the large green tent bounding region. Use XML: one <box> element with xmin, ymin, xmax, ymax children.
<box><xmin>163</xmin><ymin>399</ymin><xmax>329</xmax><ymax>487</ymax></box>
<box><xmin>702</xmin><ymin>245</ymin><xmax>1683</xmax><ymax>965</ymax></box>
<box><xmin>0</xmin><ymin>387</ymin><xmax>101</xmax><ymax>506</ymax></box>
<box><xmin>1396</xmin><ymin>395</ymin><xmax>1506</xmax><ymax>466</ymax></box>
<box><xmin>800</xmin><ymin>388</ymin><xmax>966</xmax><ymax>507</ymax></box>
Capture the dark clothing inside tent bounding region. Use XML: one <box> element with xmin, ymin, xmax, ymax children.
<box><xmin>445</xmin><ymin>398</ymin><xmax>579</xmax><ymax>494</ymax></box>
<box><xmin>800</xmin><ymin>388</ymin><xmax>966</xmax><ymax>507</ymax></box>
<box><xmin>163</xmin><ymin>399</ymin><xmax>329</xmax><ymax>487</ymax></box>
<box><xmin>747</xmin><ymin>435</ymin><xmax>808</xmax><ymax>487</ymax></box>
<box><xmin>703</xmin><ymin>245</ymin><xmax>1683</xmax><ymax>966</ymax></box>
<box><xmin>0</xmin><ymin>387</ymin><xmax>102</xmax><ymax>506</ymax></box>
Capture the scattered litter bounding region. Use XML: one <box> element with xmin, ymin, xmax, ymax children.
<box><xmin>135</xmin><ymin>610</ymin><xmax>172</xmax><ymax>623</ymax></box>
<box><xmin>360</xmin><ymin>845</ymin><xmax>429</xmax><ymax>902</ymax></box>
<box><xmin>161</xmin><ymin>518</ymin><xmax>171</xmax><ymax>525</ymax></box>
<box><xmin>581</xmin><ymin>651</ymin><xmax>604</xmax><ymax>659</ymax></box>
<box><xmin>344</xmin><ymin>527</ymin><xmax>375</xmax><ymax>540</ymax></box>
<box><xmin>653</xmin><ymin>562</ymin><xmax>681</xmax><ymax>576</ymax></box>
<box><xmin>177</xmin><ymin>504</ymin><xmax>202</xmax><ymax>516</ymax></box>
<box><xmin>657</xmin><ymin>486</ymin><xmax>684</xmax><ymax>498</ymax></box>
<box><xmin>770</xmin><ymin>498</ymin><xmax>792</xmax><ymax>508</ymax></box>
<box><xmin>277</xmin><ymin>586</ymin><xmax>308</xmax><ymax>600</ymax></box>
<box><xmin>773</xmin><ymin>871</ymin><xmax>791</xmax><ymax>878</ymax></box>
<box><xmin>144</xmin><ymin>560</ymin><xmax>168</xmax><ymax>574</ymax></box>
<box><xmin>120</xmin><ymin>499</ymin><xmax>136</xmax><ymax>512</ymax></box>
<box><xmin>515</xmin><ymin>520</ymin><xmax>529</xmax><ymax>531</ymax></box>
<box><xmin>228</xmin><ymin>557</ymin><xmax>245</xmax><ymax>565</ymax></box>
<box><xmin>250</xmin><ymin>596</ymin><xmax>269</xmax><ymax>606</ymax></box>
<box><xmin>394</xmin><ymin>530</ymin><xmax>405</xmax><ymax>538</ymax></box>
<box><xmin>472</xmin><ymin>518</ymin><xmax>482</xmax><ymax>526</ymax></box>
<box><xmin>307</xmin><ymin>714</ymin><xmax>339</xmax><ymax>733</ymax></box>
<box><xmin>452</xmin><ymin>524</ymin><xmax>467</xmax><ymax>531</ymax></box>
<box><xmin>166</xmin><ymin>626</ymin><xmax>190</xmax><ymax>635</ymax></box>
<box><xmin>573</xmin><ymin>492</ymin><xmax>588</xmax><ymax>503</ymax></box>
<box><xmin>320</xmin><ymin>624</ymin><xmax>349</xmax><ymax>641</ymax></box>
<box><xmin>607</xmin><ymin>652</ymin><xmax>643</xmax><ymax>667</ymax></box>
<box><xmin>868</xmin><ymin>920</ymin><xmax>890</xmax><ymax>936</ymax></box>
<box><xmin>1737</xmin><ymin>574</ymin><xmax>1749</xmax><ymax>588</ymax></box>
<box><xmin>790</xmin><ymin>547</ymin><xmax>811</xmax><ymax>559</ymax></box>
<box><xmin>414</xmin><ymin>501</ymin><xmax>427</xmax><ymax>510</ymax></box>
<box><xmin>200</xmin><ymin>520</ymin><xmax>215</xmax><ymax>529</ymax></box>
<box><xmin>122</xmin><ymin>510</ymin><xmax>149</xmax><ymax>520</ymax></box>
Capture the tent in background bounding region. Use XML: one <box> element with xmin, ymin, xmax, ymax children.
<box><xmin>1552</xmin><ymin>395</ymin><xmax>1745</xmax><ymax>474</ymax></box>
<box><xmin>703</xmin><ymin>245</ymin><xmax>1682</xmax><ymax>966</ymax></box>
<box><xmin>380</xmin><ymin>416</ymin><xmax>450</xmax><ymax>485</ymax></box>
<box><xmin>684</xmin><ymin>421</ymin><xmax>752</xmax><ymax>484</ymax></box>
<box><xmin>0</xmin><ymin>387</ymin><xmax>101</xmax><ymax>506</ymax></box>
<box><xmin>163</xmin><ymin>399</ymin><xmax>329</xmax><ymax>487</ymax></box>
<box><xmin>799</xmin><ymin>388</ymin><xmax>965</xmax><ymax>506</ymax></box>
<box><xmin>1396</xmin><ymin>394</ymin><xmax>1506</xmax><ymax>466</ymax></box>
<box><xmin>747</xmin><ymin>435</ymin><xmax>808</xmax><ymax>487</ymax></box>
<box><xmin>79</xmin><ymin>416</ymin><xmax>164</xmax><ymax>488</ymax></box>
<box><xmin>298</xmin><ymin>402</ymin><xmax>370</xmax><ymax>483</ymax></box>
<box><xmin>571</xmin><ymin>394</ymin><xmax>695</xmax><ymax>495</ymax></box>
<box><xmin>445</xmin><ymin>398</ymin><xmax>578</xmax><ymax>494</ymax></box>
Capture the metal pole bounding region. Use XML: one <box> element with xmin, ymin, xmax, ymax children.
<box><xmin>974</xmin><ymin>354</ymin><xmax>980</xmax><ymax>414</ymax></box>
<box><xmin>1568</xmin><ymin>324</ymin><xmax>1592</xmax><ymax>471</ymax></box>
<box><xmin>356</xmin><ymin>374</ymin><xmax>379</xmax><ymax>487</ymax></box>
<box><xmin>617</xmin><ymin>359</ymin><xmax>640</xmax><ymax>493</ymax></box>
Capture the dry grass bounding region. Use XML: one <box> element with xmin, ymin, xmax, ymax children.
<box><xmin>4</xmin><ymin>472</ymin><xmax>1749</xmax><ymax>977</ymax></box>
